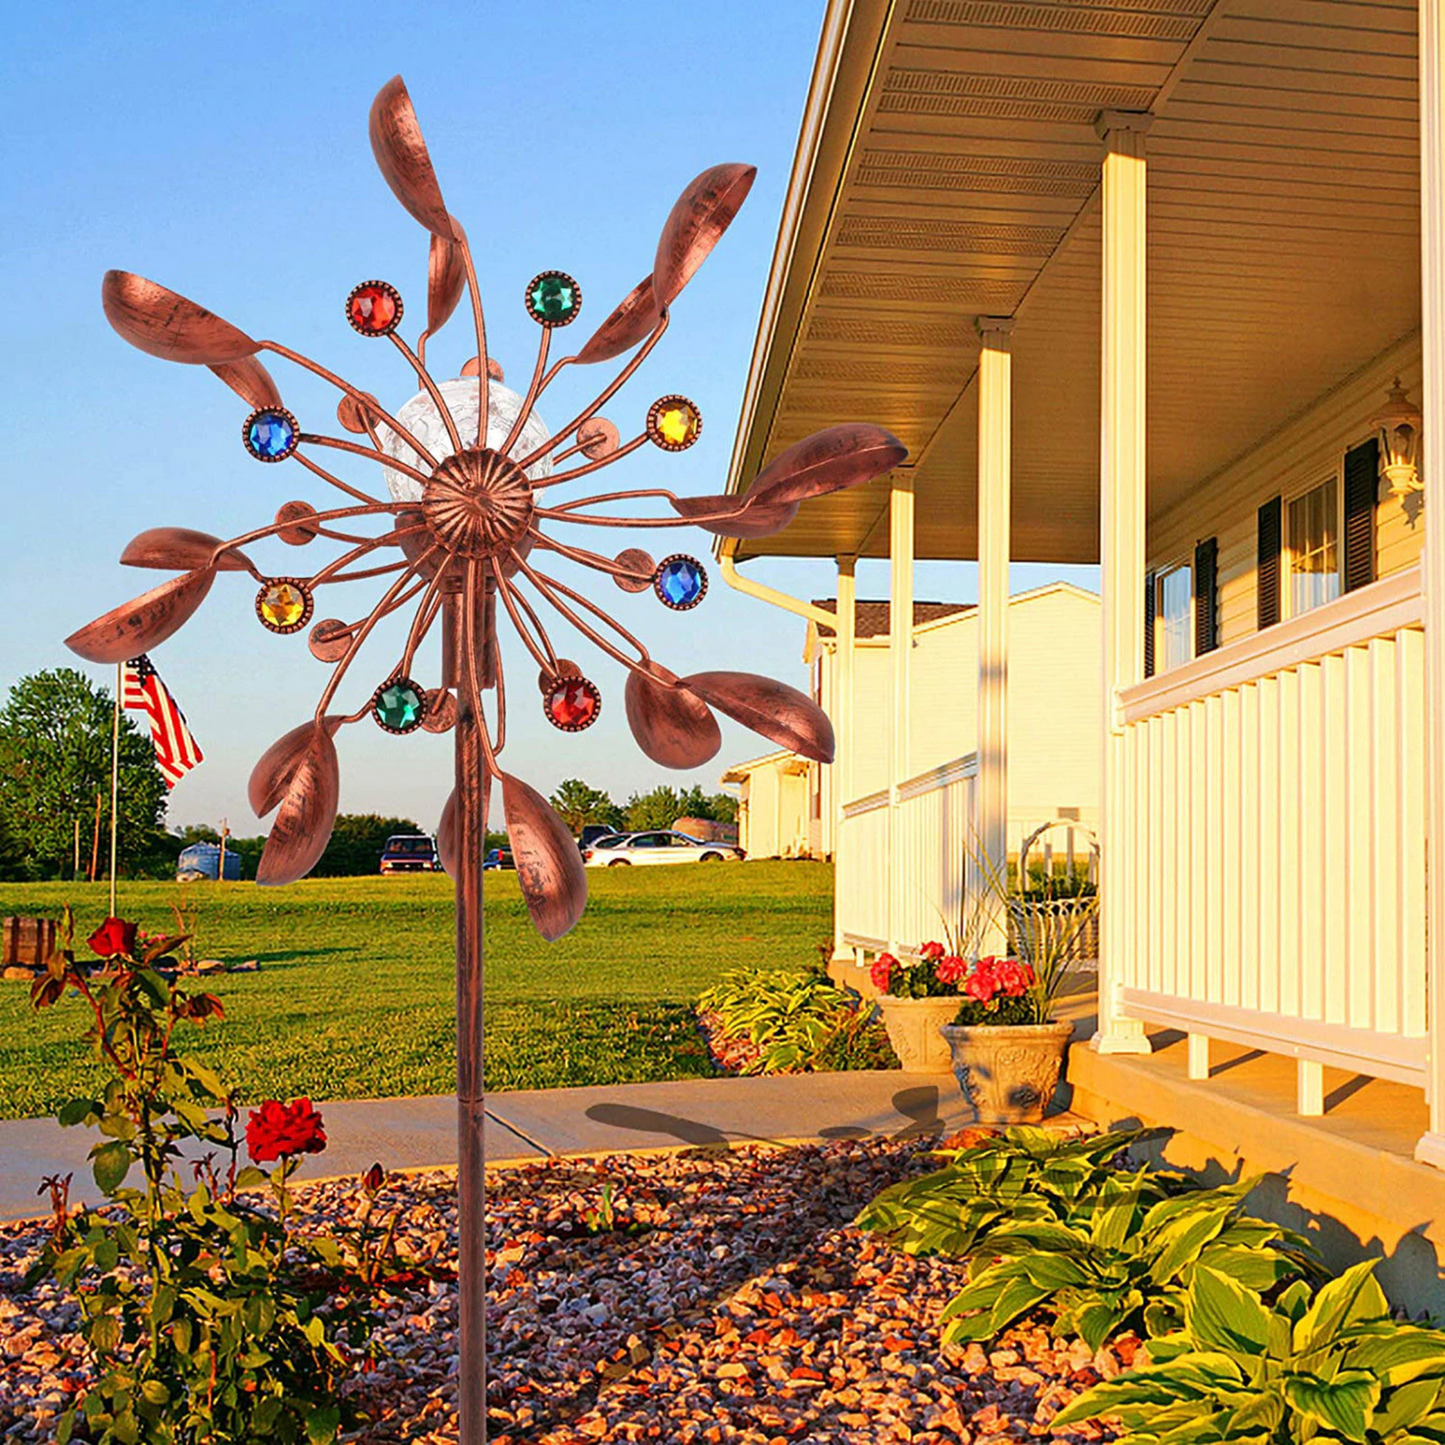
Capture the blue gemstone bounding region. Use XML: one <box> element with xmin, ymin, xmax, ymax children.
<box><xmin>246</xmin><ymin>410</ymin><xmax>296</xmax><ymax>461</ymax></box>
<box><xmin>656</xmin><ymin>556</ymin><xmax>706</xmax><ymax>609</ymax></box>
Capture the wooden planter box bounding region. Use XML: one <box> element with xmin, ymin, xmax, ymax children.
<box><xmin>2</xmin><ymin>916</ymin><xmax>57</xmax><ymax>967</ymax></box>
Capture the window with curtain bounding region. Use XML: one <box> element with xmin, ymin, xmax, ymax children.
<box><xmin>1288</xmin><ymin>477</ymin><xmax>1340</xmax><ymax>617</ymax></box>
<box><xmin>1155</xmin><ymin>563</ymin><xmax>1192</xmax><ymax>671</ymax></box>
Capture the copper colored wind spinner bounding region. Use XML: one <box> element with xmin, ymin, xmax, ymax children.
<box><xmin>64</xmin><ymin>75</ymin><xmax>906</xmax><ymax>1441</ymax></box>
<box><xmin>66</xmin><ymin>77</ymin><xmax>905</xmax><ymax>934</ymax></box>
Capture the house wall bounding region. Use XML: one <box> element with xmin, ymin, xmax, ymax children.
<box><xmin>1148</xmin><ymin>333</ymin><xmax>1424</xmax><ymax>642</ymax></box>
<box><xmin>731</xmin><ymin>760</ymin><xmax>810</xmax><ymax>859</ymax></box>
<box><xmin>813</xmin><ymin>586</ymin><xmax>1104</xmax><ymax>853</ymax></box>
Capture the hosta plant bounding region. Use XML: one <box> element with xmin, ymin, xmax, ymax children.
<box><xmin>29</xmin><ymin>910</ymin><xmax>375</xmax><ymax>1444</ymax></box>
<box><xmin>940</xmin><ymin>1172</ymin><xmax>1323</xmax><ymax>1349</ymax></box>
<box><xmin>856</xmin><ymin>1124</ymin><xmax>1172</xmax><ymax>1258</ymax></box>
<box><xmin>1053</xmin><ymin>1260</ymin><xmax>1445</xmax><ymax>1444</ymax></box>
<box><xmin>698</xmin><ymin>965</ymin><xmax>892</xmax><ymax>1074</ymax></box>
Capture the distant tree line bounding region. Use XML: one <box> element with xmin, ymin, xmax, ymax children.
<box><xmin>0</xmin><ymin>670</ymin><xmax>741</xmax><ymax>880</ymax></box>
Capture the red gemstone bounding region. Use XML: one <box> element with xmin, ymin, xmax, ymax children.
<box><xmin>347</xmin><ymin>281</ymin><xmax>401</xmax><ymax>336</ymax></box>
<box><xmin>544</xmin><ymin>676</ymin><xmax>600</xmax><ymax>731</ymax></box>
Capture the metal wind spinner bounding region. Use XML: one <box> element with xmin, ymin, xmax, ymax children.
<box><xmin>63</xmin><ymin>75</ymin><xmax>907</xmax><ymax>1441</ymax></box>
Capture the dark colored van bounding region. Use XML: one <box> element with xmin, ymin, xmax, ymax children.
<box><xmin>380</xmin><ymin>835</ymin><xmax>440</xmax><ymax>874</ymax></box>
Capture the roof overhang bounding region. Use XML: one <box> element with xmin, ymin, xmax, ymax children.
<box><xmin>722</xmin><ymin>0</ymin><xmax>1421</xmax><ymax>567</ymax></box>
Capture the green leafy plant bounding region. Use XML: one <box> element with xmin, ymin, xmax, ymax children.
<box><xmin>1053</xmin><ymin>1260</ymin><xmax>1445</xmax><ymax>1444</ymax></box>
<box><xmin>698</xmin><ymin>965</ymin><xmax>892</xmax><ymax>1074</ymax></box>
<box><xmin>940</xmin><ymin>1172</ymin><xmax>1322</xmax><ymax>1349</ymax></box>
<box><xmin>857</xmin><ymin>1124</ymin><xmax>1171</xmax><ymax>1258</ymax></box>
<box><xmin>29</xmin><ymin>907</ymin><xmax>375</xmax><ymax>1444</ymax></box>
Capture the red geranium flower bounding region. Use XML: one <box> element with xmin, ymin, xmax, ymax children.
<box><xmin>870</xmin><ymin>952</ymin><xmax>898</xmax><ymax>993</ymax></box>
<box><xmin>995</xmin><ymin>958</ymin><xmax>1034</xmax><ymax>998</ymax></box>
<box><xmin>246</xmin><ymin>1098</ymin><xmax>327</xmax><ymax>1163</ymax></box>
<box><xmin>919</xmin><ymin>941</ymin><xmax>946</xmax><ymax>962</ymax></box>
<box><xmin>87</xmin><ymin>917</ymin><xmax>137</xmax><ymax>960</ymax></box>
<box><xmin>935</xmin><ymin>954</ymin><xmax>968</xmax><ymax>986</ymax></box>
<box><xmin>964</xmin><ymin>956</ymin><xmax>1000</xmax><ymax>1002</ymax></box>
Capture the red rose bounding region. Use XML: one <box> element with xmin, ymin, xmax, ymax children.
<box><xmin>870</xmin><ymin>953</ymin><xmax>898</xmax><ymax>993</ymax></box>
<box><xmin>919</xmin><ymin>941</ymin><xmax>946</xmax><ymax>962</ymax></box>
<box><xmin>246</xmin><ymin>1098</ymin><xmax>327</xmax><ymax>1164</ymax></box>
<box><xmin>87</xmin><ymin>917</ymin><xmax>138</xmax><ymax>960</ymax></box>
<box><xmin>935</xmin><ymin>954</ymin><xmax>968</xmax><ymax>986</ymax></box>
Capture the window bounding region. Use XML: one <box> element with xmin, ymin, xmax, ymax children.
<box><xmin>1154</xmin><ymin>563</ymin><xmax>1192</xmax><ymax>672</ymax></box>
<box><xmin>1287</xmin><ymin>477</ymin><xmax>1340</xmax><ymax>617</ymax></box>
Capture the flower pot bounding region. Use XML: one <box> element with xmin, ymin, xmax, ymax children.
<box><xmin>876</xmin><ymin>995</ymin><xmax>960</xmax><ymax>1073</ymax></box>
<box><xmin>941</xmin><ymin>1019</ymin><xmax>1074</xmax><ymax>1124</ymax></box>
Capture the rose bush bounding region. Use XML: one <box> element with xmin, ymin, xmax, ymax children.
<box><xmin>28</xmin><ymin>907</ymin><xmax>381</xmax><ymax>1444</ymax></box>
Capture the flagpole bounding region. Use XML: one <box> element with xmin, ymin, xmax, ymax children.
<box><xmin>109</xmin><ymin>662</ymin><xmax>121</xmax><ymax>918</ymax></box>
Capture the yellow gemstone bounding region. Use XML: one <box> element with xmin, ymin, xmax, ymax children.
<box><xmin>652</xmin><ymin>397</ymin><xmax>702</xmax><ymax>450</ymax></box>
<box><xmin>260</xmin><ymin>581</ymin><xmax>307</xmax><ymax>630</ymax></box>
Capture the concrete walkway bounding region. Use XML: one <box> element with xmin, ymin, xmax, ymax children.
<box><xmin>0</xmin><ymin>1070</ymin><xmax>988</xmax><ymax>1222</ymax></box>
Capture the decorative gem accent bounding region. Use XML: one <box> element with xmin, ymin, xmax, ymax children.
<box><xmin>653</xmin><ymin>554</ymin><xmax>708</xmax><ymax>610</ymax></box>
<box><xmin>255</xmin><ymin>580</ymin><xmax>315</xmax><ymax>632</ymax></box>
<box><xmin>372</xmin><ymin>676</ymin><xmax>428</xmax><ymax>734</ymax></box>
<box><xmin>525</xmin><ymin>271</ymin><xmax>581</xmax><ymax>327</ymax></box>
<box><xmin>646</xmin><ymin>395</ymin><xmax>702</xmax><ymax>452</ymax></box>
<box><xmin>256</xmin><ymin>579</ymin><xmax>314</xmax><ymax>634</ymax></box>
<box><xmin>543</xmin><ymin>674</ymin><xmax>601</xmax><ymax>731</ymax></box>
<box><xmin>244</xmin><ymin>407</ymin><xmax>299</xmax><ymax>462</ymax></box>
<box><xmin>346</xmin><ymin>280</ymin><xmax>403</xmax><ymax>336</ymax></box>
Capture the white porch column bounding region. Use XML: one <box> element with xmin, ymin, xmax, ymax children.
<box><xmin>1092</xmin><ymin>110</ymin><xmax>1153</xmax><ymax>1056</ymax></box>
<box><xmin>1416</xmin><ymin>0</ymin><xmax>1445</xmax><ymax>1167</ymax></box>
<box><xmin>831</xmin><ymin>553</ymin><xmax>857</xmax><ymax>965</ymax></box>
<box><xmin>888</xmin><ymin>477</ymin><xmax>915</xmax><ymax>954</ymax></box>
<box><xmin>976</xmin><ymin>317</ymin><xmax>1014</xmax><ymax>954</ymax></box>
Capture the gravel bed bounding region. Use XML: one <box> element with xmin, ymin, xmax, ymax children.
<box><xmin>0</xmin><ymin>1139</ymin><xmax>1121</xmax><ymax>1443</ymax></box>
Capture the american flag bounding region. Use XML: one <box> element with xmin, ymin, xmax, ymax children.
<box><xmin>122</xmin><ymin>655</ymin><xmax>204</xmax><ymax>789</ymax></box>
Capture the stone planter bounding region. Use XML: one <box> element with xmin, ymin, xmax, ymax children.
<box><xmin>876</xmin><ymin>995</ymin><xmax>960</xmax><ymax>1073</ymax></box>
<box><xmin>941</xmin><ymin>1019</ymin><xmax>1074</xmax><ymax>1123</ymax></box>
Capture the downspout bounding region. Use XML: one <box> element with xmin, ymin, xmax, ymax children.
<box><xmin>718</xmin><ymin>548</ymin><xmax>838</xmax><ymax>630</ymax></box>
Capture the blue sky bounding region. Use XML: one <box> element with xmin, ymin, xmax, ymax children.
<box><xmin>1</xmin><ymin>1</ymin><xmax>1094</xmax><ymax>835</ymax></box>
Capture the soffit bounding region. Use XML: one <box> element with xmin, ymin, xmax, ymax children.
<box><xmin>728</xmin><ymin>0</ymin><xmax>1421</xmax><ymax>564</ymax></box>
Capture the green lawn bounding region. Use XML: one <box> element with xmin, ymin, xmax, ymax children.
<box><xmin>0</xmin><ymin>862</ymin><xmax>832</xmax><ymax>1120</ymax></box>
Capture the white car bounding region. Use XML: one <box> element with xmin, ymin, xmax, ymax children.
<box><xmin>583</xmin><ymin>830</ymin><xmax>744</xmax><ymax>867</ymax></box>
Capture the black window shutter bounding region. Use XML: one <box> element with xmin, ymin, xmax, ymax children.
<box><xmin>1143</xmin><ymin>570</ymin><xmax>1156</xmax><ymax>678</ymax></box>
<box><xmin>1343</xmin><ymin>438</ymin><xmax>1378</xmax><ymax>593</ymax></box>
<box><xmin>1194</xmin><ymin>537</ymin><xmax>1219</xmax><ymax>655</ymax></box>
<box><xmin>1257</xmin><ymin>497</ymin><xmax>1282</xmax><ymax>629</ymax></box>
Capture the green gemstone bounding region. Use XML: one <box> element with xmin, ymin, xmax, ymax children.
<box><xmin>529</xmin><ymin>272</ymin><xmax>579</xmax><ymax>323</ymax></box>
<box><xmin>375</xmin><ymin>681</ymin><xmax>424</xmax><ymax>732</ymax></box>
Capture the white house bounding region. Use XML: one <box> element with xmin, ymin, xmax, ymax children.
<box><xmin>802</xmin><ymin>583</ymin><xmax>1102</xmax><ymax>862</ymax></box>
<box><xmin>719</xmin><ymin>749</ymin><xmax>812</xmax><ymax>859</ymax></box>
<box><xmin>717</xmin><ymin>0</ymin><xmax>1445</xmax><ymax>1307</ymax></box>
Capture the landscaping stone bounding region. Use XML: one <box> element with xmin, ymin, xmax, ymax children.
<box><xmin>0</xmin><ymin>1139</ymin><xmax>1108</xmax><ymax>1443</ymax></box>
<box><xmin>1</xmin><ymin>967</ymin><xmax>36</xmax><ymax>983</ymax></box>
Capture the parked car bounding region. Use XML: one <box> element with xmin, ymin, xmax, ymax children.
<box><xmin>483</xmin><ymin>847</ymin><xmax>515</xmax><ymax>870</ymax></box>
<box><xmin>578</xmin><ymin>823</ymin><xmax>619</xmax><ymax>851</ymax></box>
<box><xmin>583</xmin><ymin>831</ymin><xmax>745</xmax><ymax>867</ymax></box>
<box><xmin>379</xmin><ymin>834</ymin><xmax>440</xmax><ymax>874</ymax></box>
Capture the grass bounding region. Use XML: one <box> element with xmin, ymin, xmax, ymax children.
<box><xmin>0</xmin><ymin>862</ymin><xmax>832</xmax><ymax>1121</ymax></box>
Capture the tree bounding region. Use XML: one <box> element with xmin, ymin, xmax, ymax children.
<box><xmin>0</xmin><ymin>669</ymin><xmax>167</xmax><ymax>881</ymax></box>
<box><xmin>549</xmin><ymin>779</ymin><xmax>624</xmax><ymax>834</ymax></box>
<box><xmin>312</xmin><ymin>814</ymin><xmax>424</xmax><ymax>877</ymax></box>
<box><xmin>623</xmin><ymin>784</ymin><xmax>738</xmax><ymax>833</ymax></box>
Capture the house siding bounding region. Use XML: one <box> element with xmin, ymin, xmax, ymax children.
<box><xmin>811</xmin><ymin>586</ymin><xmax>1103</xmax><ymax>852</ymax></box>
<box><xmin>1148</xmin><ymin>334</ymin><xmax>1424</xmax><ymax>644</ymax></box>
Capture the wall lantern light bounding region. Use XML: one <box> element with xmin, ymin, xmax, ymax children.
<box><xmin>1374</xmin><ymin>377</ymin><xmax>1424</xmax><ymax>499</ymax></box>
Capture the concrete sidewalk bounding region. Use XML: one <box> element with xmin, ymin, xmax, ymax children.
<box><xmin>0</xmin><ymin>1070</ymin><xmax>984</xmax><ymax>1222</ymax></box>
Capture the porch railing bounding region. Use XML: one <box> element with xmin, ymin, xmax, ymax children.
<box><xmin>838</xmin><ymin>754</ymin><xmax>978</xmax><ymax>954</ymax></box>
<box><xmin>1112</xmin><ymin>567</ymin><xmax>1427</xmax><ymax>1109</ymax></box>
